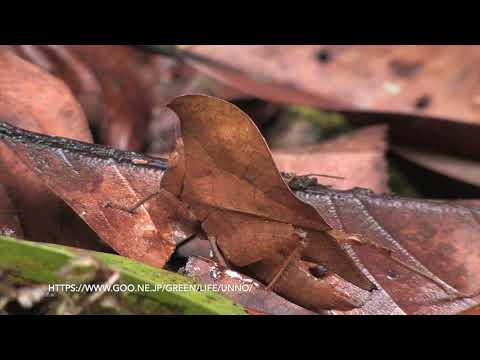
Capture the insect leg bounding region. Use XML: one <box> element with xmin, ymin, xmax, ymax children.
<box><xmin>329</xmin><ymin>229</ymin><xmax>467</xmax><ymax>299</ymax></box>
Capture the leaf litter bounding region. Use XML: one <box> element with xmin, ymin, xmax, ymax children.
<box><xmin>1</xmin><ymin>45</ymin><xmax>480</xmax><ymax>315</ymax></box>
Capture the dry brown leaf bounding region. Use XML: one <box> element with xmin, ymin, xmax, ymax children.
<box><xmin>166</xmin><ymin>95</ymin><xmax>333</xmax><ymax>230</ymax></box>
<box><xmin>297</xmin><ymin>186</ymin><xmax>480</xmax><ymax>315</ymax></box>
<box><xmin>165</xmin><ymin>95</ymin><xmax>375</xmax><ymax>310</ymax></box>
<box><xmin>12</xmin><ymin>45</ymin><xmax>152</xmax><ymax>151</ymax></box>
<box><xmin>165</xmin><ymin>95</ymin><xmax>480</xmax><ymax>314</ymax></box>
<box><xmin>180</xmin><ymin>185</ymin><xmax>480</xmax><ymax>314</ymax></box>
<box><xmin>13</xmin><ymin>45</ymin><xmax>103</xmax><ymax>126</ymax></box>
<box><xmin>63</xmin><ymin>45</ymin><xmax>152</xmax><ymax>151</ymax></box>
<box><xmin>0</xmin><ymin>49</ymin><xmax>102</xmax><ymax>250</ymax></box>
<box><xmin>11</xmin><ymin>45</ymin><xmax>249</xmax><ymax>155</ymax></box>
<box><xmin>184</xmin><ymin>45</ymin><xmax>480</xmax><ymax>125</ymax></box>
<box><xmin>181</xmin><ymin>45</ymin><xmax>480</xmax><ymax>161</ymax></box>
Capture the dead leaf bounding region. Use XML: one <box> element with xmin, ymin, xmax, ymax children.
<box><xmin>166</xmin><ymin>95</ymin><xmax>333</xmax><ymax>230</ymax></box>
<box><xmin>180</xmin><ymin>46</ymin><xmax>480</xmax><ymax>161</ymax></box>
<box><xmin>0</xmin><ymin>122</ymin><xmax>194</xmax><ymax>267</ymax></box>
<box><xmin>0</xmin><ymin>48</ymin><xmax>102</xmax><ymax>250</ymax></box>
<box><xmin>63</xmin><ymin>45</ymin><xmax>154</xmax><ymax>151</ymax></box>
<box><xmin>273</xmin><ymin>125</ymin><xmax>389</xmax><ymax>193</ymax></box>
<box><xmin>296</xmin><ymin>186</ymin><xmax>480</xmax><ymax>314</ymax></box>
<box><xmin>181</xmin><ymin>185</ymin><xmax>480</xmax><ymax>314</ymax></box>
<box><xmin>164</xmin><ymin>95</ymin><xmax>480</xmax><ymax>314</ymax></box>
<box><xmin>183</xmin><ymin>45</ymin><xmax>480</xmax><ymax>125</ymax></box>
<box><xmin>0</xmin><ymin>49</ymin><xmax>92</xmax><ymax>141</ymax></box>
<box><xmin>177</xmin><ymin>48</ymin><xmax>342</xmax><ymax>109</ymax></box>
<box><xmin>13</xmin><ymin>45</ymin><xmax>103</xmax><ymax>128</ymax></box>
<box><xmin>11</xmin><ymin>45</ymin><xmax>249</xmax><ymax>155</ymax></box>
<box><xmin>165</xmin><ymin>94</ymin><xmax>375</xmax><ymax>311</ymax></box>
<box><xmin>12</xmin><ymin>45</ymin><xmax>152</xmax><ymax>151</ymax></box>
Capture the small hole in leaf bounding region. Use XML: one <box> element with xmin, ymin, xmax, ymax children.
<box><xmin>316</xmin><ymin>49</ymin><xmax>332</xmax><ymax>64</ymax></box>
<box><xmin>387</xmin><ymin>270</ymin><xmax>398</xmax><ymax>280</ymax></box>
<box><xmin>414</xmin><ymin>95</ymin><xmax>431</xmax><ymax>110</ymax></box>
<box><xmin>309</xmin><ymin>264</ymin><xmax>329</xmax><ymax>278</ymax></box>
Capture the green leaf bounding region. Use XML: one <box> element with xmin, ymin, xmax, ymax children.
<box><xmin>0</xmin><ymin>236</ymin><xmax>246</xmax><ymax>315</ymax></box>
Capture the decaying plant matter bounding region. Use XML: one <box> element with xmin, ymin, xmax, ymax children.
<box><xmin>1</xmin><ymin>93</ymin><xmax>479</xmax><ymax>314</ymax></box>
<box><xmin>1</xmin><ymin>46</ymin><xmax>480</xmax><ymax>315</ymax></box>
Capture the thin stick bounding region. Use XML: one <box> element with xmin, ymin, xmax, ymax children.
<box><xmin>388</xmin><ymin>255</ymin><xmax>462</xmax><ymax>298</ymax></box>
<box><xmin>208</xmin><ymin>236</ymin><xmax>228</xmax><ymax>268</ymax></box>
<box><xmin>332</xmin><ymin>230</ymin><xmax>464</xmax><ymax>298</ymax></box>
<box><xmin>266</xmin><ymin>240</ymin><xmax>305</xmax><ymax>291</ymax></box>
<box><xmin>303</xmin><ymin>173</ymin><xmax>345</xmax><ymax>180</ymax></box>
<box><xmin>126</xmin><ymin>191</ymin><xmax>160</xmax><ymax>214</ymax></box>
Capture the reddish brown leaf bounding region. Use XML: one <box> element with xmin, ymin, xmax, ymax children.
<box><xmin>164</xmin><ymin>95</ymin><xmax>480</xmax><ymax>314</ymax></box>
<box><xmin>0</xmin><ymin>49</ymin><xmax>102</xmax><ymax>250</ymax></box>
<box><xmin>180</xmin><ymin>46</ymin><xmax>480</xmax><ymax>161</ymax></box>
<box><xmin>175</xmin><ymin>47</ymin><xmax>343</xmax><ymax>109</ymax></box>
<box><xmin>272</xmin><ymin>125</ymin><xmax>389</xmax><ymax>193</ymax></box>
<box><xmin>243</xmin><ymin>248</ymin><xmax>373</xmax><ymax>312</ymax></box>
<box><xmin>11</xmin><ymin>45</ymin><xmax>249</xmax><ymax>155</ymax></box>
<box><xmin>0</xmin><ymin>49</ymin><xmax>93</xmax><ymax>141</ymax></box>
<box><xmin>297</xmin><ymin>186</ymin><xmax>480</xmax><ymax>314</ymax></box>
<box><xmin>180</xmin><ymin>186</ymin><xmax>480</xmax><ymax>314</ymax></box>
<box><xmin>184</xmin><ymin>45</ymin><xmax>480</xmax><ymax>125</ymax></box>
<box><xmin>12</xmin><ymin>45</ymin><xmax>152</xmax><ymax>151</ymax></box>
<box><xmin>166</xmin><ymin>95</ymin><xmax>332</xmax><ymax>230</ymax></box>
<box><xmin>166</xmin><ymin>95</ymin><xmax>375</xmax><ymax>311</ymax></box>
<box><xmin>13</xmin><ymin>45</ymin><xmax>103</xmax><ymax>127</ymax></box>
<box><xmin>62</xmin><ymin>45</ymin><xmax>153</xmax><ymax>151</ymax></box>
<box><xmin>0</xmin><ymin>122</ymin><xmax>195</xmax><ymax>267</ymax></box>
<box><xmin>185</xmin><ymin>257</ymin><xmax>316</xmax><ymax>315</ymax></box>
